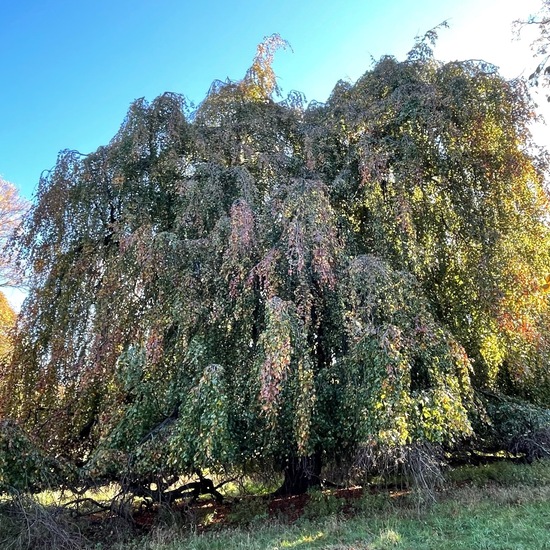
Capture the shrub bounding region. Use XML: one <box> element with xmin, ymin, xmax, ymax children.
<box><xmin>301</xmin><ymin>489</ymin><xmax>343</xmax><ymax>520</ymax></box>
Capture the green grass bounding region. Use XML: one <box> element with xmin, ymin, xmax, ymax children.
<box><xmin>446</xmin><ymin>458</ymin><xmax>550</xmax><ymax>487</ymax></box>
<box><xmin>115</xmin><ymin>492</ymin><xmax>550</xmax><ymax>549</ymax></box>
<box><xmin>112</xmin><ymin>463</ymin><xmax>550</xmax><ymax>550</ymax></box>
<box><xmin>3</xmin><ymin>461</ymin><xmax>550</xmax><ymax>550</ymax></box>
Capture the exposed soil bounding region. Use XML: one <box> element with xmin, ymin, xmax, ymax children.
<box><xmin>62</xmin><ymin>476</ymin><xmax>426</xmax><ymax>550</ymax></box>
<box><xmin>128</xmin><ymin>485</ymin><xmax>403</xmax><ymax>532</ymax></box>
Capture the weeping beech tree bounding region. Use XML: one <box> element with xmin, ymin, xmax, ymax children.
<box><xmin>3</xmin><ymin>34</ymin><xmax>550</xmax><ymax>496</ymax></box>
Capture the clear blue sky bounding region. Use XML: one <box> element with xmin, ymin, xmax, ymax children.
<box><xmin>0</xmin><ymin>0</ymin><xmax>544</xmax><ymax>201</ymax></box>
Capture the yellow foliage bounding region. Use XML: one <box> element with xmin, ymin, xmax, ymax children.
<box><xmin>241</xmin><ymin>34</ymin><xmax>290</xmax><ymax>100</ymax></box>
<box><xmin>0</xmin><ymin>290</ymin><xmax>15</xmax><ymax>357</ymax></box>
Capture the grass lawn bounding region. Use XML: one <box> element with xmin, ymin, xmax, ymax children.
<box><xmin>2</xmin><ymin>460</ymin><xmax>550</xmax><ymax>549</ymax></box>
<box><xmin>118</xmin><ymin>486</ymin><xmax>550</xmax><ymax>549</ymax></box>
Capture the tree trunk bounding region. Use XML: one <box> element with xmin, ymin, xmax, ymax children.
<box><xmin>275</xmin><ymin>453</ymin><xmax>322</xmax><ymax>496</ymax></box>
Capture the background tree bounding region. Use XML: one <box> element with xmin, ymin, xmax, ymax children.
<box><xmin>516</xmin><ymin>0</ymin><xmax>550</xmax><ymax>98</ymax></box>
<box><xmin>0</xmin><ymin>178</ymin><xmax>25</xmax><ymax>426</ymax></box>
<box><xmin>0</xmin><ymin>177</ymin><xmax>28</xmax><ymax>287</ymax></box>
<box><xmin>3</xmin><ymin>35</ymin><xmax>550</xmax><ymax>498</ymax></box>
<box><xmin>0</xmin><ymin>291</ymin><xmax>15</xmax><ymax>359</ymax></box>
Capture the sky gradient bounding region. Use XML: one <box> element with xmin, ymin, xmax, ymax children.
<box><xmin>1</xmin><ymin>0</ymin><xmax>545</xmax><ymax>201</ymax></box>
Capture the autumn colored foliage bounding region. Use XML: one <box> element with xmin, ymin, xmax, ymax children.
<box><xmin>2</xmin><ymin>34</ymin><xmax>550</xmax><ymax>497</ymax></box>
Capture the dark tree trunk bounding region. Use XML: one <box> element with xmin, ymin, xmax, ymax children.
<box><xmin>275</xmin><ymin>453</ymin><xmax>322</xmax><ymax>496</ymax></box>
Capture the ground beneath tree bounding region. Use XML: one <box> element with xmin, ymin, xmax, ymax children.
<box><xmin>130</xmin><ymin>485</ymin><xmax>406</xmax><ymax>532</ymax></box>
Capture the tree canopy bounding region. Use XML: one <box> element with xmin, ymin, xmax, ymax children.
<box><xmin>2</xmin><ymin>35</ymin><xmax>550</xmax><ymax>497</ymax></box>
